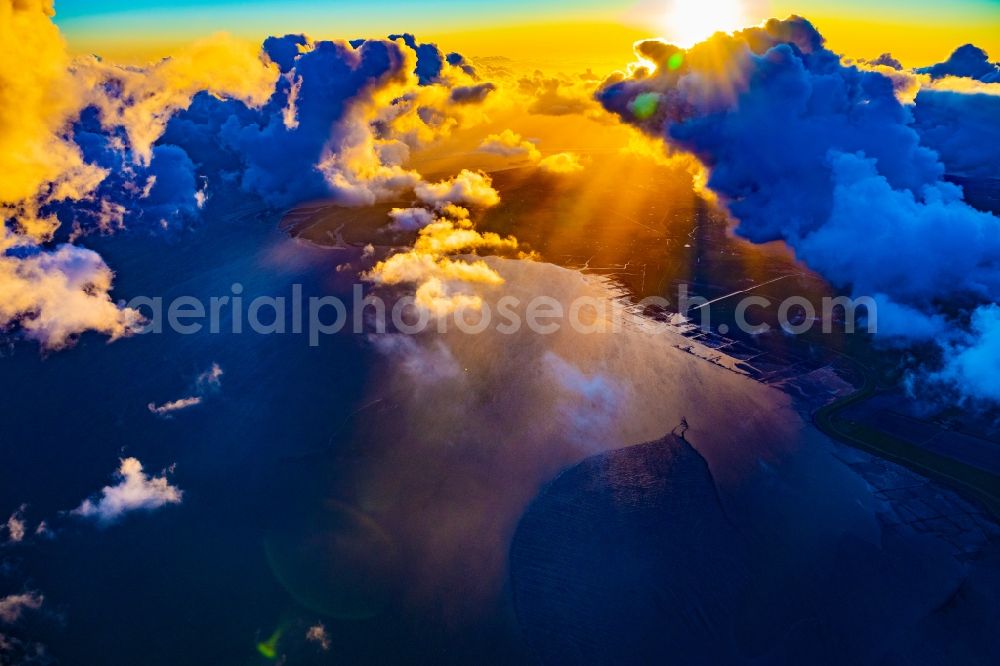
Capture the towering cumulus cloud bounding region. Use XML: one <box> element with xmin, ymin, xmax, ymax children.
<box><xmin>597</xmin><ymin>17</ymin><xmax>1000</xmax><ymax>403</ymax></box>
<box><xmin>0</xmin><ymin>1</ymin><xmax>140</xmax><ymax>348</ymax></box>
<box><xmin>171</xmin><ymin>32</ymin><xmax>493</xmax><ymax>208</ymax></box>
<box><xmin>1</xmin><ymin>0</ymin><xmax>495</xmax><ymax>348</ymax></box>
<box><xmin>0</xmin><ymin>0</ymin><xmax>105</xmax><ymax>239</ymax></box>
<box><xmin>909</xmin><ymin>45</ymin><xmax>1000</xmax><ymax>180</ymax></box>
<box><xmin>0</xmin><ymin>2</ymin><xmax>278</xmax><ymax>347</ymax></box>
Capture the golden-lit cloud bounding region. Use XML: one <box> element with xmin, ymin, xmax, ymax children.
<box><xmin>538</xmin><ymin>151</ymin><xmax>585</xmax><ymax>174</ymax></box>
<box><xmin>516</xmin><ymin>70</ymin><xmax>607</xmax><ymax>120</ymax></box>
<box><xmin>0</xmin><ymin>0</ymin><xmax>107</xmax><ymax>238</ymax></box>
<box><xmin>928</xmin><ymin>75</ymin><xmax>1000</xmax><ymax>96</ymax></box>
<box><xmin>76</xmin><ymin>32</ymin><xmax>279</xmax><ymax>165</ymax></box>
<box><xmin>415</xmin><ymin>169</ymin><xmax>502</xmax><ymax>208</ymax></box>
<box><xmin>316</xmin><ymin>110</ymin><xmax>422</xmax><ymax>206</ymax></box>
<box><xmin>478</xmin><ymin>129</ymin><xmax>541</xmax><ymax>161</ymax></box>
<box><xmin>0</xmin><ymin>229</ymin><xmax>143</xmax><ymax>350</ymax></box>
<box><xmin>0</xmin><ymin>3</ymin><xmax>282</xmax><ymax>348</ymax></box>
<box><xmin>316</xmin><ymin>43</ymin><xmax>503</xmax><ymax>206</ymax></box>
<box><xmin>853</xmin><ymin>61</ymin><xmax>1000</xmax><ymax>105</ymax></box>
<box><xmin>365</xmin><ymin>180</ymin><xmax>521</xmax><ymax>317</ymax></box>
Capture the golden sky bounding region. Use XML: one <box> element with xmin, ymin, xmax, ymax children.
<box><xmin>55</xmin><ymin>1</ymin><xmax>1000</xmax><ymax>69</ymax></box>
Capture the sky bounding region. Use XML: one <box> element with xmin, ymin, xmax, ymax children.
<box><xmin>5</xmin><ymin>2</ymin><xmax>1000</xmax><ymax>661</ymax></box>
<box><xmin>54</xmin><ymin>0</ymin><xmax>1000</xmax><ymax>68</ymax></box>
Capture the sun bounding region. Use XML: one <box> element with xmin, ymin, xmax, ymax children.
<box><xmin>661</xmin><ymin>0</ymin><xmax>749</xmax><ymax>48</ymax></box>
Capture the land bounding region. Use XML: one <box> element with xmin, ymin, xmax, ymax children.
<box><xmin>284</xmin><ymin>163</ymin><xmax>1000</xmax><ymax>523</ymax></box>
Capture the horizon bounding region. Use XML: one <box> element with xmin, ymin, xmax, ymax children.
<box><xmin>3</xmin><ymin>1</ymin><xmax>1000</xmax><ymax>664</ymax></box>
<box><xmin>55</xmin><ymin>0</ymin><xmax>1000</xmax><ymax>67</ymax></box>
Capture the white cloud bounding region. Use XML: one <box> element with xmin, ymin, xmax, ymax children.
<box><xmin>72</xmin><ymin>458</ymin><xmax>182</xmax><ymax>526</ymax></box>
<box><xmin>195</xmin><ymin>363</ymin><xmax>224</xmax><ymax>391</ymax></box>
<box><xmin>148</xmin><ymin>363</ymin><xmax>223</xmax><ymax>417</ymax></box>
<box><xmin>148</xmin><ymin>396</ymin><xmax>203</xmax><ymax>417</ymax></box>
<box><xmin>0</xmin><ymin>233</ymin><xmax>144</xmax><ymax>350</ymax></box>
<box><xmin>305</xmin><ymin>623</ymin><xmax>331</xmax><ymax>651</ymax></box>
<box><xmin>0</xmin><ymin>592</ymin><xmax>43</xmax><ymax>624</ymax></box>
<box><xmin>4</xmin><ymin>505</ymin><xmax>26</xmax><ymax>544</ymax></box>
<box><xmin>388</xmin><ymin>207</ymin><xmax>435</xmax><ymax>231</ymax></box>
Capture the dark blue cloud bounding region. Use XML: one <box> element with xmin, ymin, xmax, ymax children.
<box><xmin>863</xmin><ymin>53</ymin><xmax>903</xmax><ymax>70</ymax></box>
<box><xmin>160</xmin><ymin>92</ymin><xmax>262</xmax><ymax>174</ymax></box>
<box><xmin>46</xmin><ymin>108</ymin><xmax>202</xmax><ymax>237</ymax></box>
<box><xmin>66</xmin><ymin>34</ymin><xmax>490</xmax><ymax>219</ymax></box>
<box><xmin>597</xmin><ymin>16</ymin><xmax>1000</xmax><ymax>402</ymax></box>
<box><xmin>599</xmin><ymin>17</ymin><xmax>942</xmax><ymax>244</ymax></box>
<box><xmin>161</xmin><ymin>34</ymin><xmax>487</xmax><ymax>209</ymax></box>
<box><xmin>446</xmin><ymin>52</ymin><xmax>477</xmax><ymax>77</ymax></box>
<box><xmin>449</xmin><ymin>82</ymin><xmax>496</xmax><ymax>105</ymax></box>
<box><xmin>918</xmin><ymin>44</ymin><xmax>1000</xmax><ymax>83</ymax></box>
<box><xmin>262</xmin><ymin>34</ymin><xmax>309</xmax><ymax>74</ymax></box>
<box><xmin>142</xmin><ymin>144</ymin><xmax>202</xmax><ymax>225</ymax></box>
<box><xmin>913</xmin><ymin>89</ymin><xmax>1000</xmax><ymax>179</ymax></box>
<box><xmin>219</xmin><ymin>38</ymin><xmax>409</xmax><ymax>207</ymax></box>
<box><xmin>388</xmin><ymin>33</ymin><xmax>444</xmax><ymax>84</ymax></box>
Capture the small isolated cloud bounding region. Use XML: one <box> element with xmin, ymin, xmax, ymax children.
<box><xmin>148</xmin><ymin>363</ymin><xmax>223</xmax><ymax>417</ymax></box>
<box><xmin>415</xmin><ymin>169</ymin><xmax>500</xmax><ymax>208</ymax></box>
<box><xmin>478</xmin><ymin>130</ymin><xmax>541</xmax><ymax>161</ymax></box>
<box><xmin>861</xmin><ymin>53</ymin><xmax>903</xmax><ymax>71</ymax></box>
<box><xmin>195</xmin><ymin>362</ymin><xmax>224</xmax><ymax>391</ymax></box>
<box><xmin>4</xmin><ymin>505</ymin><xmax>27</xmax><ymax>544</ymax></box>
<box><xmin>72</xmin><ymin>458</ymin><xmax>182</xmax><ymax>526</ymax></box>
<box><xmin>0</xmin><ymin>233</ymin><xmax>144</xmax><ymax>350</ymax></box>
<box><xmin>388</xmin><ymin>207</ymin><xmax>435</xmax><ymax>231</ymax></box>
<box><xmin>305</xmin><ymin>623</ymin><xmax>331</xmax><ymax>651</ymax></box>
<box><xmin>148</xmin><ymin>396</ymin><xmax>203</xmax><ymax>417</ymax></box>
<box><xmin>0</xmin><ymin>592</ymin><xmax>43</xmax><ymax>624</ymax></box>
<box><xmin>538</xmin><ymin>152</ymin><xmax>585</xmax><ymax>174</ymax></box>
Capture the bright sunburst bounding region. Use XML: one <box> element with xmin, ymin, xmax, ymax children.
<box><xmin>661</xmin><ymin>0</ymin><xmax>749</xmax><ymax>48</ymax></box>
